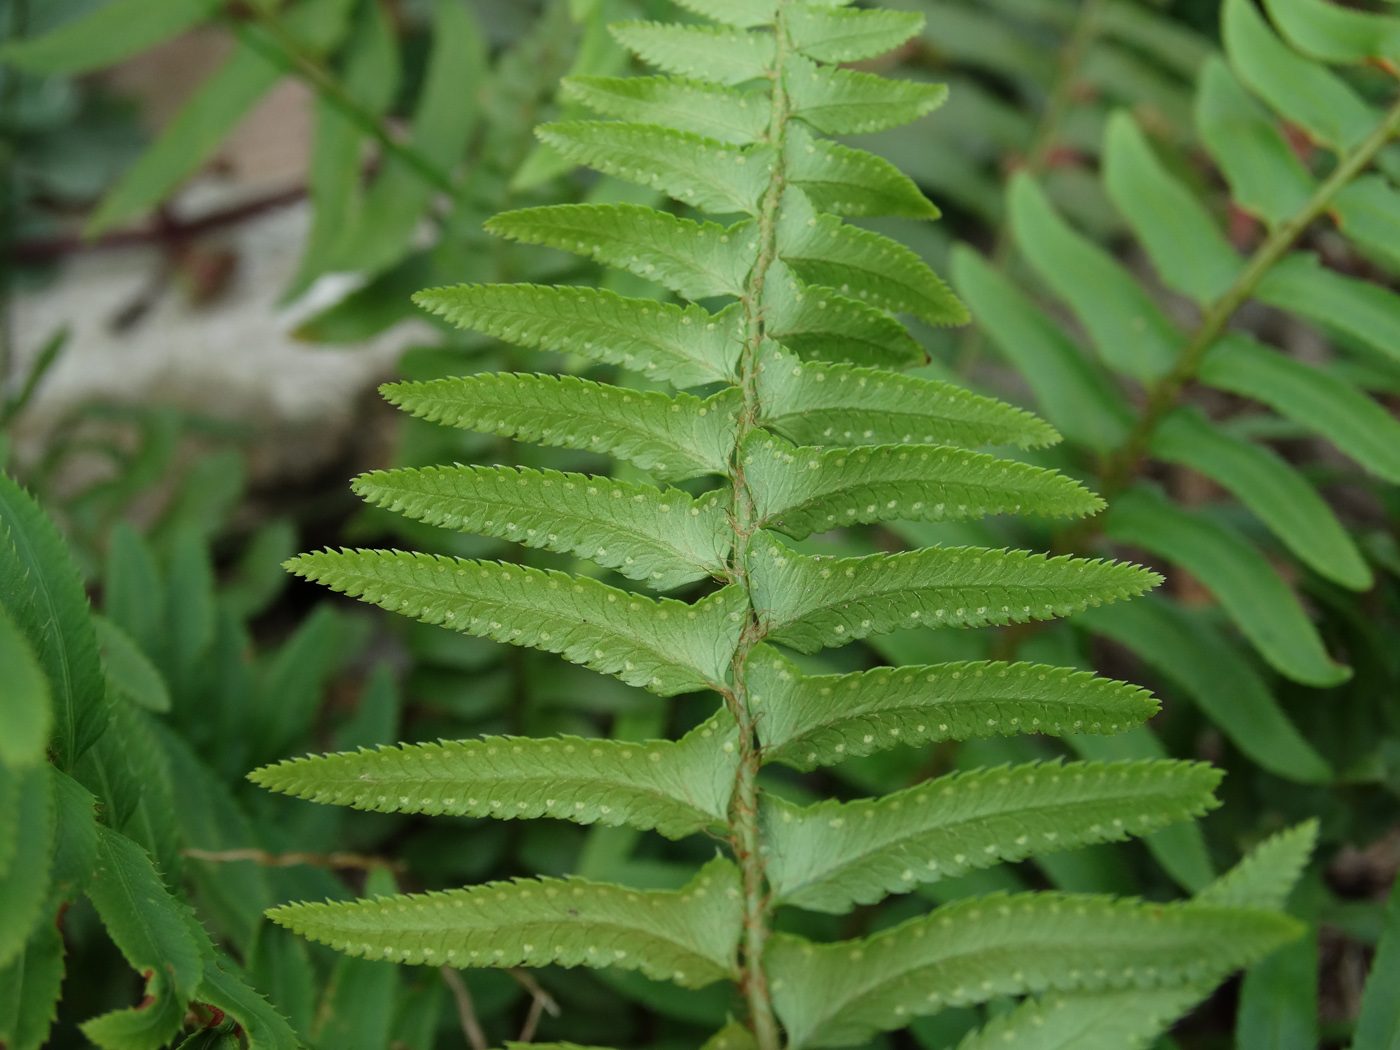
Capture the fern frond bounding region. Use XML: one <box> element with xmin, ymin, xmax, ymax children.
<box><xmin>763</xmin><ymin>266</ymin><xmax>925</xmax><ymax>369</ymax></box>
<box><xmin>411</xmin><ymin>284</ymin><xmax>744</xmax><ymax>387</ymax></box>
<box><xmin>776</xmin><ymin>190</ymin><xmax>967</xmax><ymax>326</ymax></box>
<box><xmin>785</xmin><ymin>125</ymin><xmax>938</xmax><ymax>219</ymax></box>
<box><xmin>285</xmin><ymin>550</ymin><xmax>746</xmax><ymax>694</ymax></box>
<box><xmin>745</xmin><ymin>433</ymin><xmax>1102</xmax><ymax>540</ymax></box>
<box><xmin>952</xmin><ymin>988</ymin><xmax>1209</xmax><ymax>1050</ymax></box>
<box><xmin>768</xmin><ymin>893</ymin><xmax>1303</xmax><ymax>1047</ymax></box>
<box><xmin>748</xmin><ymin>645</ymin><xmax>1158</xmax><ymax>771</ymax></box>
<box><xmin>762</xmin><ymin>759</ymin><xmax>1221</xmax><ymax>913</ymax></box>
<box><xmin>268</xmin><ymin>857</ymin><xmax>742</xmax><ymax>989</ymax></box>
<box><xmin>1195</xmin><ymin>820</ymin><xmax>1318</xmax><ymax>912</ymax></box>
<box><xmin>610</xmin><ymin>21</ymin><xmax>776</xmax><ymax>86</ymax></box>
<box><xmin>671</xmin><ymin>0</ymin><xmax>778</xmax><ymax>30</ymax></box>
<box><xmin>562</xmin><ymin>76</ymin><xmax>771</xmax><ymax>145</ymax></box>
<box><xmin>785</xmin><ymin>54</ymin><xmax>948</xmax><ymax>135</ymax></box>
<box><xmin>536</xmin><ymin>123</ymin><xmax>774</xmax><ymax>216</ymax></box>
<box><xmin>249</xmin><ymin>713</ymin><xmax>740</xmax><ymax>839</ymax></box>
<box><xmin>757</xmin><ymin>347</ymin><xmax>1058</xmax><ymax>450</ymax></box>
<box><xmin>352</xmin><ymin>465</ymin><xmax>730</xmax><ymax>590</ymax></box>
<box><xmin>748</xmin><ymin>531</ymin><xmax>1160</xmax><ymax>653</ymax></box>
<box><xmin>382</xmin><ymin>373</ymin><xmax>740</xmax><ymax>482</ymax></box>
<box><xmin>786</xmin><ymin>6</ymin><xmax>923</xmax><ymax>63</ymax></box>
<box><xmin>486</xmin><ymin>204</ymin><xmax>756</xmax><ymax>301</ymax></box>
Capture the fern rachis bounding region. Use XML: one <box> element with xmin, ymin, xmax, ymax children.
<box><xmin>256</xmin><ymin>3</ymin><xmax>1306</xmax><ymax>1046</ymax></box>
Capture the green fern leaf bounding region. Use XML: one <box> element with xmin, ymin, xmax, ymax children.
<box><xmin>250</xmin><ymin>713</ymin><xmax>740</xmax><ymax>839</ymax></box>
<box><xmin>768</xmin><ymin>893</ymin><xmax>1303</xmax><ymax>1048</ymax></box>
<box><xmin>610</xmin><ymin>21</ymin><xmax>776</xmax><ymax>86</ymax></box>
<box><xmin>1195</xmin><ymin>820</ymin><xmax>1318</xmax><ymax>912</ymax></box>
<box><xmin>562</xmin><ymin>76</ymin><xmax>771</xmax><ymax>145</ymax></box>
<box><xmin>536</xmin><ymin>122</ymin><xmax>775</xmax><ymax>215</ymax></box>
<box><xmin>776</xmin><ymin>190</ymin><xmax>967</xmax><ymax>326</ymax></box>
<box><xmin>786</xmin><ymin>5</ymin><xmax>923</xmax><ymax>63</ymax></box>
<box><xmin>746</xmin><ymin>433</ymin><xmax>1101</xmax><ymax>540</ymax></box>
<box><xmin>762</xmin><ymin>759</ymin><xmax>1221</xmax><ymax>913</ymax></box>
<box><xmin>1262</xmin><ymin>0</ymin><xmax>1400</xmax><ymax>66</ymax></box>
<box><xmin>748</xmin><ymin>531</ymin><xmax>1159</xmax><ymax>653</ymax></box>
<box><xmin>0</xmin><ymin>910</ymin><xmax>65</xmax><ymax>1050</ymax></box>
<box><xmin>412</xmin><ymin>284</ymin><xmax>744</xmax><ymax>387</ymax></box>
<box><xmin>785</xmin><ymin>125</ymin><xmax>938</xmax><ymax>219</ymax></box>
<box><xmin>672</xmin><ymin>0</ymin><xmax>778</xmax><ymax>29</ymax></box>
<box><xmin>268</xmin><ymin>857</ymin><xmax>742</xmax><ymax>988</ymax></box>
<box><xmin>951</xmin><ymin>988</ymin><xmax>1209</xmax><ymax>1050</ymax></box>
<box><xmin>757</xmin><ymin>346</ymin><xmax>1058</xmax><ymax>450</ymax></box>
<box><xmin>486</xmin><ymin>204</ymin><xmax>757</xmax><ymax>301</ymax></box>
<box><xmin>763</xmin><ymin>265</ymin><xmax>925</xmax><ymax>369</ymax></box>
<box><xmin>748</xmin><ymin>645</ymin><xmax>1157</xmax><ymax>771</ymax></box>
<box><xmin>382</xmin><ymin>373</ymin><xmax>740</xmax><ymax>482</ymax></box>
<box><xmin>353</xmin><ymin>465</ymin><xmax>730</xmax><ymax>590</ymax></box>
<box><xmin>785</xmin><ymin>54</ymin><xmax>948</xmax><ymax>135</ymax></box>
<box><xmin>285</xmin><ymin>550</ymin><xmax>746</xmax><ymax>694</ymax></box>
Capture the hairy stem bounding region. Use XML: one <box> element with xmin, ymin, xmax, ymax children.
<box><xmin>232</xmin><ymin>7</ymin><xmax>460</xmax><ymax>198</ymax></box>
<box><xmin>1055</xmin><ymin>90</ymin><xmax>1400</xmax><ymax>555</ymax></box>
<box><xmin>722</xmin><ymin>9</ymin><xmax>796</xmax><ymax>1048</ymax></box>
<box><xmin>957</xmin><ymin>0</ymin><xmax>1106</xmax><ymax>373</ymax></box>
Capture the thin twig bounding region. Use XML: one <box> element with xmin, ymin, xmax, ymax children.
<box><xmin>517</xmin><ymin>996</ymin><xmax>545</xmax><ymax>1042</ymax></box>
<box><xmin>439</xmin><ymin>967</ymin><xmax>489</xmax><ymax>1050</ymax></box>
<box><xmin>509</xmin><ymin>967</ymin><xmax>560</xmax><ymax>1019</ymax></box>
<box><xmin>181</xmin><ymin>847</ymin><xmax>405</xmax><ymax>874</ymax></box>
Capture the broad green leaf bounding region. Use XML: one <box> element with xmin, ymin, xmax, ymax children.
<box><xmin>1256</xmin><ymin>253</ymin><xmax>1400</xmax><ymax>366</ymax></box>
<box><xmin>562</xmin><ymin>76</ymin><xmax>772</xmax><ymax>145</ymax></box>
<box><xmin>87</xmin><ymin>38</ymin><xmax>280</xmax><ymax>235</ymax></box>
<box><xmin>93</xmin><ymin>614</ymin><xmax>170</xmax><ymax>714</ymax></box>
<box><xmin>950</xmin><ymin>245</ymin><xmax>1132</xmax><ymax>454</ymax></box>
<box><xmin>0</xmin><ymin>474</ymin><xmax>106</xmax><ymax>770</ymax></box>
<box><xmin>610</xmin><ymin>21</ymin><xmax>776</xmax><ymax>85</ymax></box>
<box><xmin>1195</xmin><ymin>57</ymin><xmax>1315</xmax><ymax>227</ymax></box>
<box><xmin>1076</xmin><ymin>598</ymin><xmax>1332</xmax><ymax>784</ymax></box>
<box><xmin>950</xmin><ymin>988</ymin><xmax>1209</xmax><ymax>1050</ymax></box>
<box><xmin>786</xmin><ymin>6</ymin><xmax>923</xmax><ymax>62</ymax></box>
<box><xmin>287</xmin><ymin>550</ymin><xmax>745</xmax><ymax>694</ymax></box>
<box><xmin>1151</xmin><ymin>408</ymin><xmax>1371</xmax><ymax>590</ymax></box>
<box><xmin>785</xmin><ymin>54</ymin><xmax>949</xmax><ymax>135</ymax></box>
<box><xmin>487</xmin><ymin>204</ymin><xmax>757</xmax><ymax>300</ymax></box>
<box><xmin>745</xmin><ymin>433</ymin><xmax>1101</xmax><ymax>540</ymax></box>
<box><xmin>1237</xmin><ymin>933</ymin><xmax>1318</xmax><ymax>1050</ymax></box>
<box><xmin>1352</xmin><ymin>870</ymin><xmax>1400</xmax><ymax>1050</ymax></box>
<box><xmin>0</xmin><ymin>768</ymin><xmax>53</xmax><ymax>971</ymax></box>
<box><xmin>748</xmin><ymin>529</ymin><xmax>1161</xmax><ymax>653</ymax></box>
<box><xmin>346</xmin><ymin>0</ymin><xmax>484</xmax><ymax>275</ymax></box>
<box><xmin>1103</xmin><ymin>485</ymin><xmax>1349</xmax><ymax>687</ymax></box>
<box><xmin>1103</xmin><ymin>111</ymin><xmax>1242</xmax><ymax>304</ymax></box>
<box><xmin>82</xmin><ymin>826</ymin><xmax>205</xmax><ymax>1050</ymax></box>
<box><xmin>353</xmin><ymin>464</ymin><xmax>731</xmax><ymax>590</ymax></box>
<box><xmin>1196</xmin><ymin>821</ymin><xmax>1318</xmax><ymax>913</ymax></box>
<box><xmin>748</xmin><ymin>644</ymin><xmax>1157</xmax><ymax>771</ymax></box>
<box><xmin>767</xmin><ymin>892</ymin><xmax>1303</xmax><ymax>1048</ymax></box>
<box><xmin>0</xmin><ymin>606</ymin><xmax>49</xmax><ymax>767</ymax></box>
<box><xmin>0</xmin><ymin>907</ymin><xmax>65</xmax><ymax>1050</ymax></box>
<box><xmin>784</xmin><ymin>125</ymin><xmax>939</xmax><ymax>219</ymax></box>
<box><xmin>269</xmin><ymin>857</ymin><xmax>742</xmax><ymax>988</ymax></box>
<box><xmin>1262</xmin><ymin>0</ymin><xmax>1400</xmax><ymax>66</ymax></box>
<box><xmin>195</xmin><ymin>954</ymin><xmax>301</xmax><ymax>1050</ymax></box>
<box><xmin>537</xmin><ymin>122</ymin><xmax>773</xmax><ymax>215</ymax></box>
<box><xmin>1009</xmin><ymin>173</ymin><xmax>1181</xmax><ymax>382</ymax></box>
<box><xmin>673</xmin><ymin>0</ymin><xmax>778</xmax><ymax>28</ymax></box>
<box><xmin>0</xmin><ymin>0</ymin><xmax>220</xmax><ymax>74</ymax></box>
<box><xmin>164</xmin><ymin>526</ymin><xmax>217</xmax><ymax>699</ymax></box>
<box><xmin>763</xmin><ymin>758</ymin><xmax>1220</xmax><ymax>913</ymax></box>
<box><xmin>251</xmin><ymin>603</ymin><xmax>341</xmax><ymax>762</ymax></box>
<box><xmin>1333</xmin><ymin>176</ymin><xmax>1400</xmax><ymax>272</ymax></box>
<box><xmin>757</xmin><ymin>345</ymin><xmax>1058</xmax><ymax>450</ymax></box>
<box><xmin>1222</xmin><ymin>0</ymin><xmax>1377</xmax><ymax>152</ymax></box>
<box><xmin>251</xmin><ymin>712</ymin><xmax>740</xmax><ymax>838</ymax></box>
<box><xmin>1199</xmin><ymin>334</ymin><xmax>1400</xmax><ymax>484</ymax></box>
<box><xmin>413</xmin><ymin>284</ymin><xmax>744</xmax><ymax>388</ymax></box>
<box><xmin>384</xmin><ymin>373</ymin><xmax>740</xmax><ymax>483</ymax></box>
<box><xmin>49</xmin><ymin>768</ymin><xmax>99</xmax><ymax>903</ymax></box>
<box><xmin>104</xmin><ymin>522</ymin><xmax>163</xmax><ymax>659</ymax></box>
<box><xmin>763</xmin><ymin>265</ymin><xmax>926</xmax><ymax>369</ymax></box>
<box><xmin>777</xmin><ymin>189</ymin><xmax>967</xmax><ymax>326</ymax></box>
